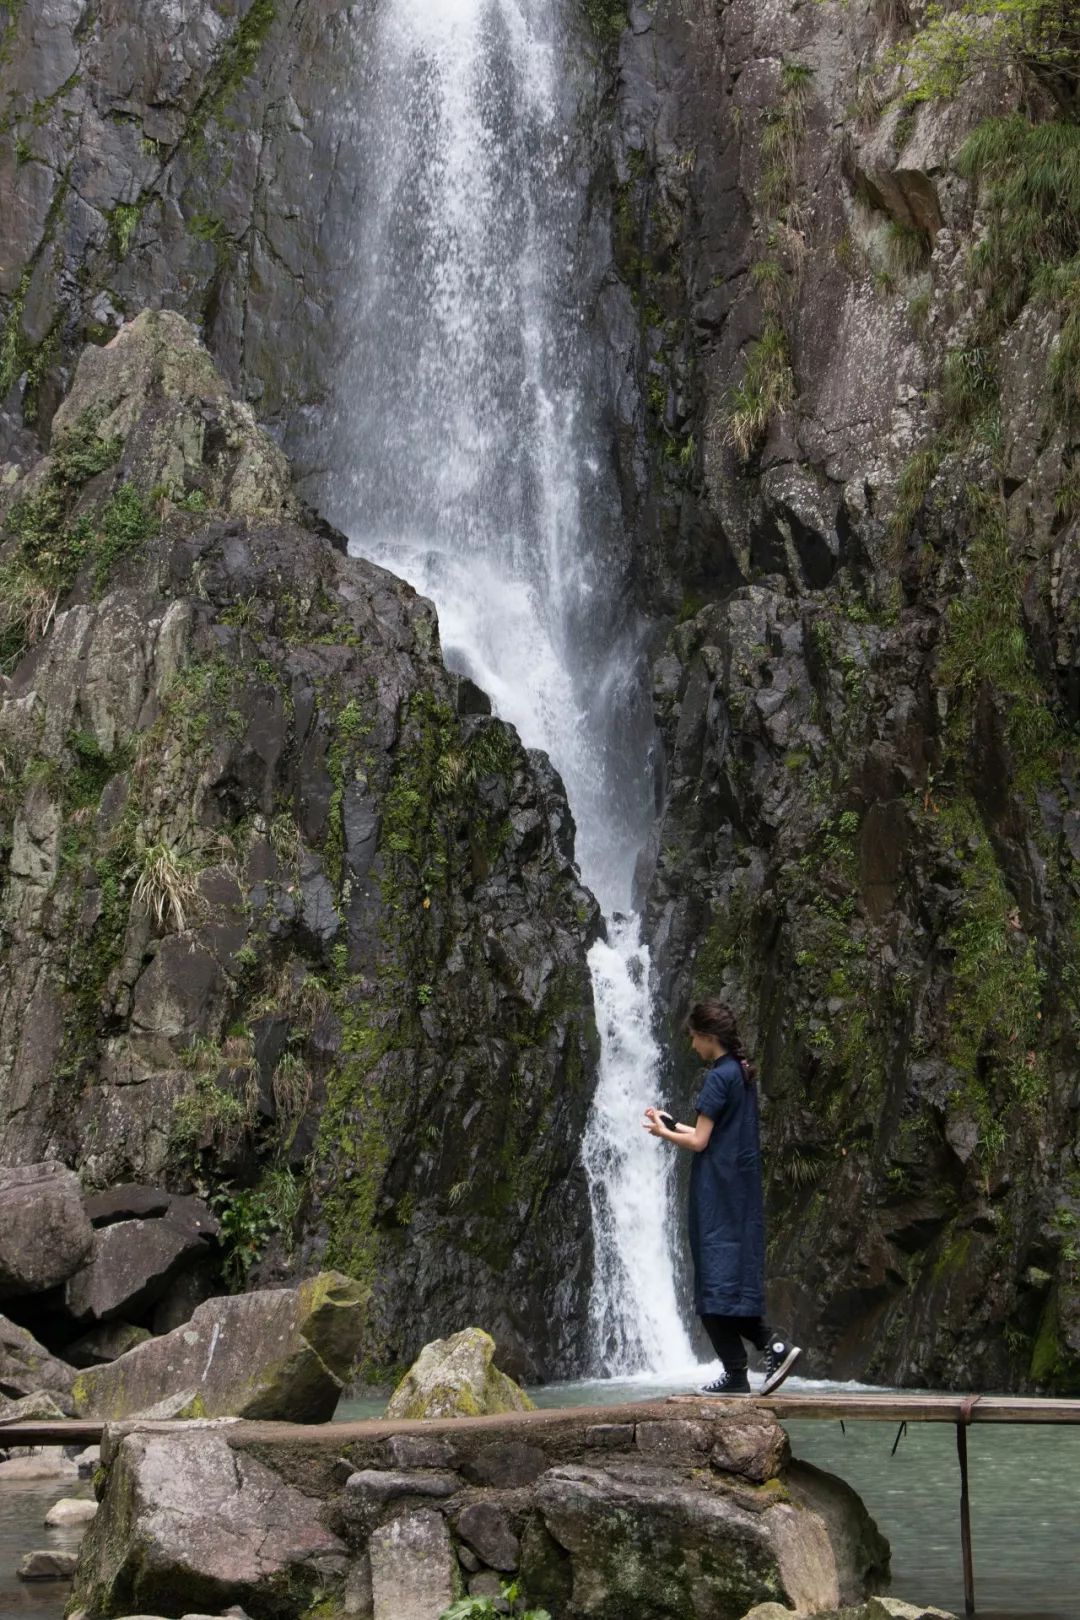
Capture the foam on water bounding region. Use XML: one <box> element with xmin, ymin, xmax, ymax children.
<box><xmin>324</xmin><ymin>0</ymin><xmax>695</xmax><ymax>1374</ymax></box>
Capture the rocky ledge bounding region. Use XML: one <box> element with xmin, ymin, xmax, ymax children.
<box><xmin>0</xmin><ymin>310</ymin><xmax>601</xmax><ymax>1381</ymax></box>
<box><xmin>69</xmin><ymin>1401</ymin><xmax>891</xmax><ymax>1619</ymax></box>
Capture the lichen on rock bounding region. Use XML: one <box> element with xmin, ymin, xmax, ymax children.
<box><xmin>386</xmin><ymin>1327</ymin><xmax>536</xmax><ymax>1421</ymax></box>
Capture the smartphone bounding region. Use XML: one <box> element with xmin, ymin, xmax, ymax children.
<box><xmin>658</xmin><ymin>1112</ymin><xmax>678</xmax><ymax>1132</ymax></box>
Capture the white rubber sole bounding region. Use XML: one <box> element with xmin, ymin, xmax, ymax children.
<box><xmin>760</xmin><ymin>1345</ymin><xmax>802</xmax><ymax>1395</ymax></box>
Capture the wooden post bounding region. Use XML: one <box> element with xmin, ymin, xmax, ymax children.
<box><xmin>956</xmin><ymin>1397</ymin><xmax>980</xmax><ymax>1616</ymax></box>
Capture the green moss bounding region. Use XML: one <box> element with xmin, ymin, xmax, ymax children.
<box><xmin>0</xmin><ymin>414</ymin><xmax>147</xmax><ymax>669</ymax></box>
<box><xmin>108</xmin><ymin>201</ymin><xmax>143</xmax><ymax>259</ymax></box>
<box><xmin>940</xmin><ymin>485</ymin><xmax>1068</xmax><ymax>788</ymax></box>
<box><xmin>582</xmin><ymin>0</ymin><xmax>627</xmax><ymax>47</ymax></box>
<box><xmin>199</xmin><ymin>0</ymin><xmax>278</xmax><ymax>135</ymax></box>
<box><xmin>1030</xmin><ymin>1287</ymin><xmax>1080</xmax><ymax>1390</ymax></box>
<box><xmin>936</xmin><ymin>799</ymin><xmax>1046</xmax><ymax>1147</ymax></box>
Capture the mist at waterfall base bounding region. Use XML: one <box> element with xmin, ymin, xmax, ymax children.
<box><xmin>320</xmin><ymin>0</ymin><xmax>698</xmax><ymax>1378</ymax></box>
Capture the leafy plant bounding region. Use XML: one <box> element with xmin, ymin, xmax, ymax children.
<box><xmin>210</xmin><ymin>1182</ymin><xmax>286</xmax><ymax>1289</ymax></box>
<box><xmin>886</xmin><ymin>0</ymin><xmax>1079</xmax><ymax>109</ymax></box>
<box><xmin>440</xmin><ymin>1582</ymin><xmax>551</xmax><ymax>1620</ymax></box>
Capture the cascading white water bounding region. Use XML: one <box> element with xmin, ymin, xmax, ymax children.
<box><xmin>323</xmin><ymin>0</ymin><xmax>696</xmax><ymax>1375</ymax></box>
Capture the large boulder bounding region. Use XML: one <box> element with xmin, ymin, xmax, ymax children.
<box><xmin>386</xmin><ymin>1328</ymin><xmax>535</xmax><ymax>1420</ymax></box>
<box><xmin>72</xmin><ymin>1272</ymin><xmax>366</xmax><ymax>1421</ymax></box>
<box><xmin>71</xmin><ymin>1398</ymin><xmax>890</xmax><ymax>1620</ymax></box>
<box><xmin>69</xmin><ymin>1426</ymin><xmax>347</xmax><ymax>1616</ymax></box>
<box><xmin>0</xmin><ymin>1162</ymin><xmax>93</xmax><ymax>1298</ymax></box>
<box><xmin>0</xmin><ymin>1311</ymin><xmax>76</xmax><ymax>1407</ymax></box>
<box><xmin>64</xmin><ymin>1215</ymin><xmax>214</xmax><ymax>1324</ymax></box>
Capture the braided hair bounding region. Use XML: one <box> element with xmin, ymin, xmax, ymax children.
<box><xmin>685</xmin><ymin>999</ymin><xmax>757</xmax><ymax>1081</ymax></box>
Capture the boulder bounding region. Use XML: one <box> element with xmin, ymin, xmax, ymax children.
<box><xmin>84</xmin><ymin>1184</ymin><xmax>172</xmax><ymax>1226</ymax></box>
<box><xmin>17</xmin><ymin>1548</ymin><xmax>79</xmax><ymax>1580</ymax></box>
<box><xmin>753</xmin><ymin>1603</ymin><xmax>955</xmax><ymax>1620</ymax></box>
<box><xmin>0</xmin><ymin>1312</ymin><xmax>76</xmax><ymax>1405</ymax></box>
<box><xmin>455</xmin><ymin>1500</ymin><xmax>520</xmax><ymax>1571</ymax></box>
<box><xmin>44</xmin><ymin>1496</ymin><xmax>98</xmax><ymax>1527</ymax></box>
<box><xmin>0</xmin><ymin>1450</ymin><xmax>78</xmax><ymax>1480</ymax></box>
<box><xmin>386</xmin><ymin>1328</ymin><xmax>535</xmax><ymax>1420</ymax></box>
<box><xmin>369</xmin><ymin>1509</ymin><xmax>456</xmax><ymax>1620</ymax></box>
<box><xmin>64</xmin><ymin>1215</ymin><xmax>215</xmax><ymax>1324</ymax></box>
<box><xmin>69</xmin><ymin>1427</ymin><xmax>346</xmax><ymax>1616</ymax></box>
<box><xmin>0</xmin><ymin>1389</ymin><xmax>69</xmax><ymax>1421</ymax></box>
<box><xmin>0</xmin><ymin>1163</ymin><xmax>93</xmax><ymax>1298</ymax></box>
<box><xmin>67</xmin><ymin>1320</ymin><xmax>153</xmax><ymax>1367</ymax></box>
<box><xmin>531</xmin><ymin>1459</ymin><xmax>887</xmax><ymax>1616</ymax></box>
<box><xmin>73</xmin><ymin>1272</ymin><xmax>366</xmax><ymax>1421</ymax></box>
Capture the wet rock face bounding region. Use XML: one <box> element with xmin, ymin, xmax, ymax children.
<box><xmin>600</xmin><ymin>6</ymin><xmax>1080</xmax><ymax>1391</ymax></box>
<box><xmin>0</xmin><ymin>0</ymin><xmax>363</xmax><ymax>469</ymax></box>
<box><xmin>0</xmin><ymin>311</ymin><xmax>601</xmax><ymax>1380</ymax></box>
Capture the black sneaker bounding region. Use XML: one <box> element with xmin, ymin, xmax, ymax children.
<box><xmin>700</xmin><ymin>1368</ymin><xmax>751</xmax><ymax>1396</ymax></box>
<box><xmin>760</xmin><ymin>1336</ymin><xmax>802</xmax><ymax>1395</ymax></box>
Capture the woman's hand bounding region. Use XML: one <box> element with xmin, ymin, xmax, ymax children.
<box><xmin>643</xmin><ymin>1107</ymin><xmax>664</xmax><ymax>1138</ymax></box>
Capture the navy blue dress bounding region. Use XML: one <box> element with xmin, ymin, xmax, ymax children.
<box><xmin>688</xmin><ymin>1055</ymin><xmax>766</xmax><ymax>1317</ymax></box>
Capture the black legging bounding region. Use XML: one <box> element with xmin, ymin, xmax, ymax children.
<box><xmin>701</xmin><ymin>1313</ymin><xmax>771</xmax><ymax>1373</ymax></box>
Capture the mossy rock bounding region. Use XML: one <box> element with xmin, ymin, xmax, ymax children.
<box><xmin>386</xmin><ymin>1327</ymin><xmax>535</xmax><ymax>1419</ymax></box>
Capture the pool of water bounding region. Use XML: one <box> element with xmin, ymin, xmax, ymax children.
<box><xmin>0</xmin><ymin>1476</ymin><xmax>94</xmax><ymax>1620</ymax></box>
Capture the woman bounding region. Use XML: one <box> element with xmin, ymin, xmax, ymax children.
<box><xmin>645</xmin><ymin>998</ymin><xmax>802</xmax><ymax>1395</ymax></box>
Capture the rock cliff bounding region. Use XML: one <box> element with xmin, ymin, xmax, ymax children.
<box><xmin>4</xmin><ymin>0</ymin><xmax>1080</xmax><ymax>1395</ymax></box>
<box><xmin>0</xmin><ymin>310</ymin><xmax>600</xmax><ymax>1380</ymax></box>
<box><xmin>604</xmin><ymin>2</ymin><xmax>1080</xmax><ymax>1390</ymax></box>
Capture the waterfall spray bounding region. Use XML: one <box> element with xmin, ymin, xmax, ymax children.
<box><xmin>324</xmin><ymin>0</ymin><xmax>696</xmax><ymax>1375</ymax></box>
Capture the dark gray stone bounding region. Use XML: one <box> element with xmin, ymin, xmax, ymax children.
<box><xmin>66</xmin><ymin>1321</ymin><xmax>152</xmax><ymax>1368</ymax></box>
<box><xmin>461</xmin><ymin>1442</ymin><xmax>549</xmax><ymax>1490</ymax></box>
<box><xmin>0</xmin><ymin>1163</ymin><xmax>93</xmax><ymax>1299</ymax></box>
<box><xmin>84</xmin><ymin>1185</ymin><xmax>171</xmax><ymax>1226</ymax></box>
<box><xmin>455</xmin><ymin>1501</ymin><xmax>520</xmax><ymax>1572</ymax></box>
<box><xmin>383</xmin><ymin>1435</ymin><xmax>456</xmax><ymax>1470</ymax></box>
<box><xmin>64</xmin><ymin>1218</ymin><xmax>211</xmax><ymax>1325</ymax></box>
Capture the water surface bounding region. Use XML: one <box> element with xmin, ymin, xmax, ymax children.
<box><xmin>0</xmin><ymin>1477</ymin><xmax>94</xmax><ymax>1620</ymax></box>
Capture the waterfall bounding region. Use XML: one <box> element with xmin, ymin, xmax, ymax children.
<box><xmin>323</xmin><ymin>0</ymin><xmax>696</xmax><ymax>1377</ymax></box>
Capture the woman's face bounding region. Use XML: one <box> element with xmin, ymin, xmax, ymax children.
<box><xmin>690</xmin><ymin>1029</ymin><xmax>724</xmax><ymax>1062</ymax></box>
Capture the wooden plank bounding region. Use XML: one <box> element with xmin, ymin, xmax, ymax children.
<box><xmin>668</xmin><ymin>1392</ymin><xmax>1080</xmax><ymax>1423</ymax></box>
<box><xmin>4</xmin><ymin>1392</ymin><xmax>1080</xmax><ymax>1449</ymax></box>
<box><xmin>0</xmin><ymin>1419</ymin><xmax>105</xmax><ymax>1446</ymax></box>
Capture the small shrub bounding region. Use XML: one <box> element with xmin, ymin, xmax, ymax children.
<box><xmin>889</xmin><ymin>442</ymin><xmax>943</xmax><ymax>549</ymax></box>
<box><xmin>109</xmin><ymin>202</ymin><xmax>143</xmax><ymax>258</ymax></box>
<box><xmin>271</xmin><ymin>1049</ymin><xmax>311</xmax><ymax>1125</ymax></box>
<box><xmin>886</xmin><ymin>219</ymin><xmax>932</xmax><ymax>275</ymax></box>
<box><xmin>132</xmin><ymin>841</ymin><xmax>202</xmax><ymax>933</ymax></box>
<box><xmin>887</xmin><ymin>0</ymin><xmax>1080</xmax><ymax>108</ymax></box>
<box><xmin>724</xmin><ymin>318</ymin><xmax>796</xmax><ymax>458</ymax></box>
<box><xmin>940</xmin><ymin>343</ymin><xmax>997</xmax><ymax>429</ymax></box>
